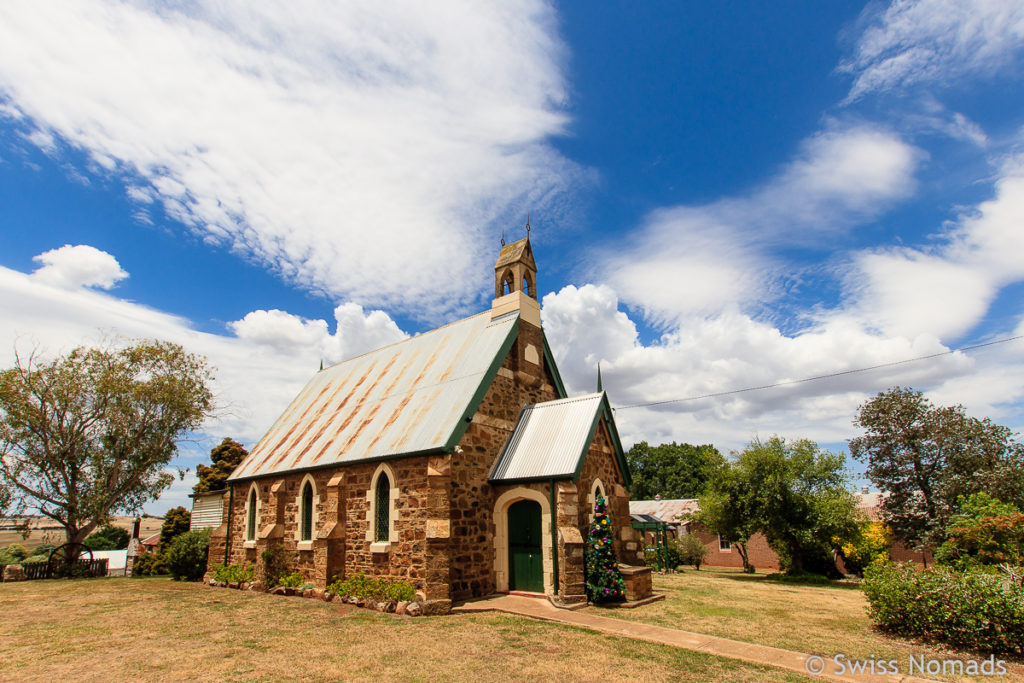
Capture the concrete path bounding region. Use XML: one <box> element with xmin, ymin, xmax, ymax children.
<box><xmin>451</xmin><ymin>595</ymin><xmax>935</xmax><ymax>683</ymax></box>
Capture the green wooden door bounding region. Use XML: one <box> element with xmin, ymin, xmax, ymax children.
<box><xmin>508</xmin><ymin>500</ymin><xmax>543</xmax><ymax>592</ymax></box>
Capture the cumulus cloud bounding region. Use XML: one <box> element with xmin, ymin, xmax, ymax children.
<box><xmin>31</xmin><ymin>244</ymin><xmax>129</xmax><ymax>290</ymax></box>
<box><xmin>841</xmin><ymin>0</ymin><xmax>1024</xmax><ymax>101</ymax></box>
<box><xmin>0</xmin><ymin>1</ymin><xmax>579</xmax><ymax>319</ymax></box>
<box><xmin>542</xmin><ymin>282</ymin><xmax>1021</xmax><ymax>453</ymax></box>
<box><xmin>599</xmin><ymin>125</ymin><xmax>920</xmax><ymax>322</ymax></box>
<box><xmin>230</xmin><ymin>302</ymin><xmax>407</xmax><ymax>363</ymax></box>
<box><xmin>0</xmin><ymin>246</ymin><xmax>412</xmax><ymax>487</ymax></box>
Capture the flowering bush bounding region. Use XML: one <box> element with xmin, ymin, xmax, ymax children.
<box><xmin>840</xmin><ymin>521</ymin><xmax>892</xmax><ymax>575</ymax></box>
<box><xmin>862</xmin><ymin>562</ymin><xmax>1024</xmax><ymax>655</ymax></box>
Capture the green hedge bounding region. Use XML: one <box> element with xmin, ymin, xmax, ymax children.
<box><xmin>863</xmin><ymin>563</ymin><xmax>1024</xmax><ymax>655</ymax></box>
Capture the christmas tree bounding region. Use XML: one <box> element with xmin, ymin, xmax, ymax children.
<box><xmin>585</xmin><ymin>494</ymin><xmax>625</xmax><ymax>603</ymax></box>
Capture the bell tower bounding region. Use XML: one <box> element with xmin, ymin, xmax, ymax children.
<box><xmin>491</xmin><ymin>236</ymin><xmax>541</xmax><ymax>328</ymax></box>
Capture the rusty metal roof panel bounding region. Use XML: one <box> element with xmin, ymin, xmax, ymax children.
<box><xmin>628</xmin><ymin>499</ymin><xmax>699</xmax><ymax>525</ymax></box>
<box><xmin>230</xmin><ymin>310</ymin><xmax>519</xmax><ymax>480</ymax></box>
<box><xmin>489</xmin><ymin>392</ymin><xmax>605</xmax><ymax>482</ymax></box>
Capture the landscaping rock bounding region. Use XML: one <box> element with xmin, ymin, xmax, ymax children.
<box><xmin>395</xmin><ymin>601</ymin><xmax>409</xmax><ymax>615</ymax></box>
<box><xmin>251</xmin><ymin>581</ymin><xmax>265</xmax><ymax>592</ymax></box>
<box><xmin>2</xmin><ymin>564</ymin><xmax>26</xmax><ymax>582</ymax></box>
<box><xmin>239</xmin><ymin>582</ymin><xmax>249</xmax><ymax>591</ymax></box>
<box><xmin>420</xmin><ymin>599</ymin><xmax>452</xmax><ymax>615</ymax></box>
<box><xmin>270</xmin><ymin>586</ymin><xmax>288</xmax><ymax>596</ymax></box>
<box><xmin>228</xmin><ymin>581</ymin><xmax>240</xmax><ymax>589</ymax></box>
<box><xmin>208</xmin><ymin>578</ymin><xmax>217</xmax><ymax>586</ymax></box>
<box><xmin>346</xmin><ymin>596</ymin><xmax>359</xmax><ymax>605</ymax></box>
<box><xmin>406</xmin><ymin>602</ymin><xmax>422</xmax><ymax>617</ymax></box>
<box><xmin>301</xmin><ymin>588</ymin><xmax>312</xmax><ymax>598</ymax></box>
<box><xmin>322</xmin><ymin>592</ymin><xmax>333</xmax><ymax>602</ymax></box>
<box><xmin>284</xmin><ymin>587</ymin><xmax>296</xmax><ymax>596</ymax></box>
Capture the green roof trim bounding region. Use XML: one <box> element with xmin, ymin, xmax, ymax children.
<box><xmin>442</xmin><ymin>314</ymin><xmax>521</xmax><ymax>452</ymax></box>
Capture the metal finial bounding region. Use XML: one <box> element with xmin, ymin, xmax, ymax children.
<box><xmin>500</xmin><ymin>228</ymin><xmax>506</xmax><ymax>247</ymax></box>
<box><xmin>597</xmin><ymin>363</ymin><xmax>603</xmax><ymax>392</ymax></box>
<box><xmin>525</xmin><ymin>214</ymin><xmax>531</xmax><ymax>238</ymax></box>
<box><xmin>319</xmin><ymin>359</ymin><xmax>324</xmax><ymax>372</ymax></box>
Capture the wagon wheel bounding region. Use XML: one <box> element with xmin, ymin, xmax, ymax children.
<box><xmin>48</xmin><ymin>543</ymin><xmax>92</xmax><ymax>579</ymax></box>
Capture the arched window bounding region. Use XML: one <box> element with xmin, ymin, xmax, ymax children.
<box><xmin>501</xmin><ymin>269</ymin><xmax>514</xmax><ymax>296</ymax></box>
<box><xmin>522</xmin><ymin>272</ymin><xmax>534</xmax><ymax>297</ymax></box>
<box><xmin>374</xmin><ymin>474</ymin><xmax>390</xmax><ymax>542</ymax></box>
<box><xmin>366</xmin><ymin>464</ymin><xmax>398</xmax><ymax>551</ymax></box>
<box><xmin>300</xmin><ymin>481</ymin><xmax>314</xmax><ymax>541</ymax></box>
<box><xmin>246</xmin><ymin>487</ymin><xmax>258</xmax><ymax>542</ymax></box>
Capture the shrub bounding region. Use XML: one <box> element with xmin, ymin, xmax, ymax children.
<box><xmin>165</xmin><ymin>529</ymin><xmax>210</xmax><ymax>581</ymax></box>
<box><xmin>213</xmin><ymin>563</ymin><xmax>255</xmax><ymax>584</ymax></box>
<box><xmin>84</xmin><ymin>524</ymin><xmax>130</xmax><ymax>551</ymax></box>
<box><xmin>643</xmin><ymin>542</ymin><xmax>682</xmax><ymax>571</ymax></box>
<box><xmin>678</xmin><ymin>534</ymin><xmax>708</xmax><ymax>570</ymax></box>
<box><xmin>260</xmin><ymin>545</ymin><xmax>289</xmax><ymax>588</ymax></box>
<box><xmin>1</xmin><ymin>543</ymin><xmax>28</xmax><ymax>561</ymax></box>
<box><xmin>132</xmin><ymin>551</ymin><xmax>168</xmax><ymax>576</ymax></box>
<box><xmin>840</xmin><ymin>521</ymin><xmax>892</xmax><ymax>575</ymax></box>
<box><xmin>863</xmin><ymin>562</ymin><xmax>1024</xmax><ymax>655</ymax></box>
<box><xmin>277</xmin><ymin>571</ymin><xmax>306</xmax><ymax>589</ymax></box>
<box><xmin>934</xmin><ymin>493</ymin><xmax>1024</xmax><ymax>570</ymax></box>
<box><xmin>327</xmin><ymin>572</ymin><xmax>416</xmax><ymax>603</ymax></box>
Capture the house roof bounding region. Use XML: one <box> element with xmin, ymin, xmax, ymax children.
<box><xmin>629</xmin><ymin>499</ymin><xmax>699</xmax><ymax>526</ymax></box>
<box><xmin>489</xmin><ymin>392</ymin><xmax>630</xmax><ymax>484</ymax></box>
<box><xmin>230</xmin><ymin>310</ymin><xmax>520</xmax><ymax>481</ymax></box>
<box><xmin>140</xmin><ymin>533</ymin><xmax>160</xmax><ymax>547</ymax></box>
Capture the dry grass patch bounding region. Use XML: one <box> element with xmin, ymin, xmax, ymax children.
<box><xmin>0</xmin><ymin>577</ymin><xmax>812</xmax><ymax>682</ymax></box>
<box><xmin>591</xmin><ymin>569</ymin><xmax>1024</xmax><ymax>682</ymax></box>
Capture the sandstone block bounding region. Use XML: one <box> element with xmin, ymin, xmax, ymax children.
<box><xmin>406</xmin><ymin>602</ymin><xmax>422</xmax><ymax>616</ymax></box>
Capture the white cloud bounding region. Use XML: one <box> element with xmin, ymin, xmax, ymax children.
<box><xmin>230</xmin><ymin>302</ymin><xmax>407</xmax><ymax>363</ymax></box>
<box><xmin>0</xmin><ymin>1</ymin><xmax>578</xmax><ymax>319</ymax></box>
<box><xmin>31</xmin><ymin>244</ymin><xmax>128</xmax><ymax>290</ymax></box>
<box><xmin>599</xmin><ymin>126</ymin><xmax>920</xmax><ymax>322</ymax></box>
<box><xmin>542</xmin><ymin>282</ymin><xmax>1022</xmax><ymax>453</ymax></box>
<box><xmin>843</xmin><ymin>154</ymin><xmax>1024</xmax><ymax>338</ymax></box>
<box><xmin>0</xmin><ymin>247</ymin><xmax>412</xmax><ymax>490</ymax></box>
<box><xmin>841</xmin><ymin>0</ymin><xmax>1024</xmax><ymax>100</ymax></box>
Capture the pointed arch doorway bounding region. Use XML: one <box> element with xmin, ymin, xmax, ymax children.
<box><xmin>507</xmin><ymin>499</ymin><xmax>543</xmax><ymax>592</ymax></box>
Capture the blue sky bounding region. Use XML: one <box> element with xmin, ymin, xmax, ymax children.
<box><xmin>1</xmin><ymin>1</ymin><xmax>1023</xmax><ymax>514</ymax></box>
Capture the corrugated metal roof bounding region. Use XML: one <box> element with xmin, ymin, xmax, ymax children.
<box><xmin>629</xmin><ymin>499</ymin><xmax>699</xmax><ymax>526</ymax></box>
<box><xmin>230</xmin><ymin>310</ymin><xmax>519</xmax><ymax>481</ymax></box>
<box><xmin>489</xmin><ymin>392</ymin><xmax>605</xmax><ymax>482</ymax></box>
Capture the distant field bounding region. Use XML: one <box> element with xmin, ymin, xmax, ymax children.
<box><xmin>0</xmin><ymin>578</ymin><xmax>814</xmax><ymax>682</ymax></box>
<box><xmin>0</xmin><ymin>516</ymin><xmax>164</xmax><ymax>549</ymax></box>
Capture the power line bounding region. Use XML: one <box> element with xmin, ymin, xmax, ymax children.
<box><xmin>612</xmin><ymin>334</ymin><xmax>1024</xmax><ymax>411</ymax></box>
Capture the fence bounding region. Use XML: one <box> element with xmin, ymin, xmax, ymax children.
<box><xmin>1</xmin><ymin>558</ymin><xmax>109</xmax><ymax>581</ymax></box>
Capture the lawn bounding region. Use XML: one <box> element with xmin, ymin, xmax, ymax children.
<box><xmin>590</xmin><ymin>569</ymin><xmax>1024</xmax><ymax>682</ymax></box>
<box><xmin>0</xmin><ymin>577</ymin><xmax>813</xmax><ymax>682</ymax></box>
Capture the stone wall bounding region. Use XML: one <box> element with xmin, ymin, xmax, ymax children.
<box><xmin>447</xmin><ymin>318</ymin><xmax>561</xmax><ymax>601</ymax></box>
<box><xmin>212</xmin><ymin>456</ymin><xmax>434</xmax><ymax>592</ymax></box>
<box><xmin>576</xmin><ymin>418</ymin><xmax>642</xmax><ymax>565</ymax></box>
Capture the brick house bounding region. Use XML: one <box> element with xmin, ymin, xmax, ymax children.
<box><xmin>632</xmin><ymin>493</ymin><xmax>932</xmax><ymax>572</ymax></box>
<box><xmin>208</xmin><ymin>238</ymin><xmax>644</xmax><ymax>611</ymax></box>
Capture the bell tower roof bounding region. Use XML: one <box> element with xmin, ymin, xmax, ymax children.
<box><xmin>495</xmin><ymin>237</ymin><xmax>536</xmax><ymax>271</ymax></box>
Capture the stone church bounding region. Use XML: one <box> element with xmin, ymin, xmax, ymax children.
<box><xmin>209</xmin><ymin>237</ymin><xmax>644</xmax><ymax>611</ymax></box>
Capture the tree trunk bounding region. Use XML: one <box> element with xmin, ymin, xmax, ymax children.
<box><xmin>736</xmin><ymin>542</ymin><xmax>753</xmax><ymax>573</ymax></box>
